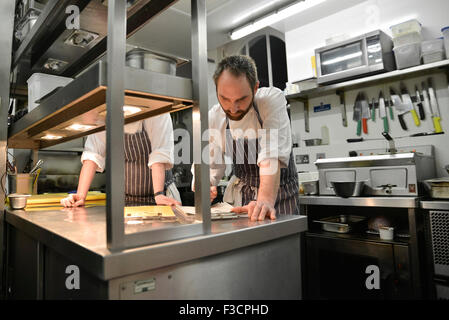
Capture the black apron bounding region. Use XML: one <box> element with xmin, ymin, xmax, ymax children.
<box><xmin>225</xmin><ymin>103</ymin><xmax>300</xmax><ymax>215</ymax></box>
<box><xmin>124</xmin><ymin>124</ymin><xmax>175</xmax><ymax>205</ymax></box>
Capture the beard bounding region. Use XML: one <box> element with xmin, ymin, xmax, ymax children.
<box><xmin>220</xmin><ymin>97</ymin><xmax>254</xmax><ymax>121</ymax></box>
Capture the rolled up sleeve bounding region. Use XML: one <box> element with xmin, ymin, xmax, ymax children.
<box><xmin>81</xmin><ymin>133</ymin><xmax>106</xmax><ymax>172</ymax></box>
<box><xmin>257</xmin><ymin>88</ymin><xmax>292</xmax><ymax>168</ymax></box>
<box><xmin>145</xmin><ymin>114</ymin><xmax>175</xmax><ymax>170</ymax></box>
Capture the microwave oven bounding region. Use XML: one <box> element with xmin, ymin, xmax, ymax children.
<box><xmin>315</xmin><ymin>30</ymin><xmax>396</xmax><ymax>85</ymax></box>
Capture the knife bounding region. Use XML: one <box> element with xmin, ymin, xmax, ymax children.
<box><xmin>400</xmin><ymin>82</ymin><xmax>420</xmax><ymax>127</ymax></box>
<box><xmin>390</xmin><ymin>87</ymin><xmax>408</xmax><ymax>130</ymax></box>
<box><xmin>353</xmin><ymin>93</ymin><xmax>362</xmax><ymax>136</ymax></box>
<box><xmin>379</xmin><ymin>91</ymin><xmax>389</xmax><ymax>133</ymax></box>
<box><xmin>360</xmin><ymin>92</ymin><xmax>370</xmax><ymax>134</ymax></box>
<box><xmin>427</xmin><ymin>78</ymin><xmax>443</xmax><ymax>133</ymax></box>
<box><xmin>414</xmin><ymin>85</ymin><xmax>425</xmax><ymax>120</ymax></box>
<box><xmin>371</xmin><ymin>98</ymin><xmax>376</xmax><ymax>121</ymax></box>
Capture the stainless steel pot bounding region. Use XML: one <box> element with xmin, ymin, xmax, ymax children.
<box><xmin>330</xmin><ymin>181</ymin><xmax>366</xmax><ymax>198</ymax></box>
<box><xmin>8</xmin><ymin>193</ymin><xmax>31</xmax><ymax>210</ymax></box>
<box><xmin>126</xmin><ymin>49</ymin><xmax>177</xmax><ymax>75</ymax></box>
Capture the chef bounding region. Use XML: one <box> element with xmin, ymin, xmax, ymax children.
<box><xmin>205</xmin><ymin>55</ymin><xmax>299</xmax><ymax>220</ymax></box>
<box><xmin>61</xmin><ymin>114</ymin><xmax>181</xmax><ymax>207</ymax></box>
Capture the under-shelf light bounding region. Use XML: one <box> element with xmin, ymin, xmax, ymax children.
<box><xmin>66</xmin><ymin>124</ymin><xmax>96</xmax><ymax>131</ymax></box>
<box><xmin>41</xmin><ymin>134</ymin><xmax>63</xmax><ymax>140</ymax></box>
<box><xmin>230</xmin><ymin>0</ymin><xmax>328</xmax><ymax>40</ymax></box>
<box><xmin>123</xmin><ymin>105</ymin><xmax>142</xmax><ymax>116</ymax></box>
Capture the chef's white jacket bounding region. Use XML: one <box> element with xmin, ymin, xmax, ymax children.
<box><xmin>81</xmin><ymin>114</ymin><xmax>175</xmax><ymax>172</ymax></box>
<box><xmin>200</xmin><ymin>87</ymin><xmax>293</xmax><ymax>186</ymax></box>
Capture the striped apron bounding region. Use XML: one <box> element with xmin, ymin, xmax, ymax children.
<box><xmin>124</xmin><ymin>124</ymin><xmax>178</xmax><ymax>206</ymax></box>
<box><xmin>224</xmin><ymin>103</ymin><xmax>300</xmax><ymax>215</ymax></box>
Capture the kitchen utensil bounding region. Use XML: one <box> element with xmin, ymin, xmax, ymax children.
<box><xmin>346</xmin><ymin>131</ymin><xmax>444</xmax><ymax>143</ymax></box>
<box><xmin>353</xmin><ymin>93</ymin><xmax>362</xmax><ymax>136</ymax></box>
<box><xmin>390</xmin><ymin>87</ymin><xmax>408</xmax><ymax>130</ymax></box>
<box><xmin>427</xmin><ymin>78</ymin><xmax>443</xmax><ymax>133</ymax></box>
<box><xmin>337</xmin><ymin>90</ymin><xmax>348</xmax><ymax>127</ymax></box>
<box><xmin>370</xmin><ymin>98</ymin><xmax>376</xmax><ymax>121</ymax></box>
<box><xmin>386</xmin><ymin>93</ymin><xmax>394</xmax><ymax>120</ymax></box>
<box><xmin>330</xmin><ymin>181</ymin><xmax>366</xmax><ymax>198</ymax></box>
<box><xmin>379</xmin><ymin>226</ymin><xmax>394</xmax><ymax>240</ymax></box>
<box><xmin>304</xmin><ymin>138</ymin><xmax>322</xmax><ymax>146</ymax></box>
<box><xmin>8</xmin><ymin>193</ymin><xmax>31</xmax><ymax>210</ymax></box>
<box><xmin>360</xmin><ymin>93</ymin><xmax>370</xmax><ymax>134</ymax></box>
<box><xmin>302</xmin><ymin>180</ymin><xmax>319</xmax><ymax>195</ymax></box>
<box><xmin>400</xmin><ymin>82</ymin><xmax>420</xmax><ymax>127</ymax></box>
<box><xmin>313</xmin><ymin>215</ymin><xmax>367</xmax><ymax>234</ymax></box>
<box><xmin>379</xmin><ymin>91</ymin><xmax>389</xmax><ymax>133</ymax></box>
<box><xmin>414</xmin><ymin>85</ymin><xmax>425</xmax><ymax>120</ymax></box>
<box><xmin>29</xmin><ymin>159</ymin><xmax>43</xmax><ymax>175</ymax></box>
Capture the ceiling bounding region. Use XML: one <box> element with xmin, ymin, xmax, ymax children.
<box><xmin>127</xmin><ymin>0</ymin><xmax>366</xmax><ymax>60</ymax></box>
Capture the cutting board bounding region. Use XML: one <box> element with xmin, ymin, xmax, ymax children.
<box><xmin>26</xmin><ymin>191</ymin><xmax>106</xmax><ymax>204</ymax></box>
<box><xmin>124</xmin><ymin>206</ymin><xmax>175</xmax><ymax>217</ymax></box>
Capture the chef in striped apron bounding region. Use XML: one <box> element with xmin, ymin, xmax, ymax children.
<box><xmin>61</xmin><ymin>114</ymin><xmax>181</xmax><ymax>207</ymax></box>
<box><xmin>207</xmin><ymin>55</ymin><xmax>299</xmax><ymax>221</ymax></box>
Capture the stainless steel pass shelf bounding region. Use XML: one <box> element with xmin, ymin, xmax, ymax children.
<box><xmin>421</xmin><ymin>200</ymin><xmax>449</xmax><ymax>210</ymax></box>
<box><xmin>5</xmin><ymin>206</ymin><xmax>307</xmax><ymax>280</ymax></box>
<box><xmin>8</xmin><ymin>61</ymin><xmax>193</xmax><ymax>149</ymax></box>
<box><xmin>299</xmin><ymin>196</ymin><xmax>420</xmax><ymax>208</ymax></box>
<box><xmin>286</xmin><ymin>59</ymin><xmax>449</xmax><ymax>101</ymax></box>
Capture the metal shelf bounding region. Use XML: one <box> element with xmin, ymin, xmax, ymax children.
<box><xmin>12</xmin><ymin>0</ymin><xmax>178</xmax><ymax>85</ymax></box>
<box><xmin>286</xmin><ymin>59</ymin><xmax>449</xmax><ymax>101</ymax></box>
<box><xmin>299</xmin><ymin>196</ymin><xmax>420</xmax><ymax>208</ymax></box>
<box><xmin>8</xmin><ymin>61</ymin><xmax>193</xmax><ymax>149</ymax></box>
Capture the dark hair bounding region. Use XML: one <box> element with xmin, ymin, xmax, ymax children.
<box><xmin>213</xmin><ymin>55</ymin><xmax>258</xmax><ymax>89</ymax></box>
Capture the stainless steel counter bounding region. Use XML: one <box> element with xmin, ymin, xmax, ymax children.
<box><xmin>299</xmin><ymin>196</ymin><xmax>420</xmax><ymax>208</ymax></box>
<box><xmin>5</xmin><ymin>206</ymin><xmax>307</xmax><ymax>281</ymax></box>
<box><xmin>420</xmin><ymin>200</ymin><xmax>449</xmax><ymax>211</ymax></box>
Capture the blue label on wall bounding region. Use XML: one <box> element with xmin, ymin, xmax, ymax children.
<box><xmin>313</xmin><ymin>103</ymin><xmax>331</xmax><ymax>113</ymax></box>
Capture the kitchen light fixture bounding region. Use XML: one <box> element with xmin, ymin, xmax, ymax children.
<box><xmin>66</xmin><ymin>124</ymin><xmax>96</xmax><ymax>131</ymax></box>
<box><xmin>41</xmin><ymin>134</ymin><xmax>63</xmax><ymax>140</ymax></box>
<box><xmin>230</xmin><ymin>0</ymin><xmax>328</xmax><ymax>40</ymax></box>
<box><xmin>123</xmin><ymin>106</ymin><xmax>142</xmax><ymax>116</ymax></box>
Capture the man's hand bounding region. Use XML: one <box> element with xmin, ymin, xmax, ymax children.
<box><xmin>60</xmin><ymin>194</ymin><xmax>86</xmax><ymax>208</ymax></box>
<box><xmin>231</xmin><ymin>200</ymin><xmax>276</xmax><ymax>221</ymax></box>
<box><xmin>155</xmin><ymin>194</ymin><xmax>181</xmax><ymax>206</ymax></box>
<box><xmin>210</xmin><ymin>186</ymin><xmax>218</xmax><ymax>203</ymax></box>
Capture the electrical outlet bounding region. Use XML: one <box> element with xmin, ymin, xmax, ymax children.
<box><xmin>296</xmin><ymin>154</ymin><xmax>309</xmax><ymax>164</ymax></box>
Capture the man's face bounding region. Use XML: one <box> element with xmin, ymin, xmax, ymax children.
<box><xmin>216</xmin><ymin>70</ymin><xmax>259</xmax><ymax>121</ymax></box>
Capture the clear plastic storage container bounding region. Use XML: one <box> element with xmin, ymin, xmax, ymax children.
<box><xmin>390</xmin><ymin>19</ymin><xmax>422</xmax><ymax>38</ymax></box>
<box><xmin>393</xmin><ymin>42</ymin><xmax>422</xmax><ymax>69</ymax></box>
<box><xmin>27</xmin><ymin>73</ymin><xmax>73</xmax><ymax>112</ymax></box>
<box><xmin>421</xmin><ymin>38</ymin><xmax>445</xmax><ymax>64</ymax></box>
<box><xmin>392</xmin><ymin>31</ymin><xmax>422</xmax><ymax>47</ymax></box>
<box><xmin>442</xmin><ymin>26</ymin><xmax>449</xmax><ymax>60</ymax></box>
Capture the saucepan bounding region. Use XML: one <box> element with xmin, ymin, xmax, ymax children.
<box><xmin>330</xmin><ymin>181</ymin><xmax>367</xmax><ymax>198</ymax></box>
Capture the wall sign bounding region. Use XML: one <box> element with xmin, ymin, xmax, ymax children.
<box><xmin>314</xmin><ymin>103</ymin><xmax>331</xmax><ymax>113</ymax></box>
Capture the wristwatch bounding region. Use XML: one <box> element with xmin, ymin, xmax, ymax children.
<box><xmin>154</xmin><ymin>191</ymin><xmax>165</xmax><ymax>197</ymax></box>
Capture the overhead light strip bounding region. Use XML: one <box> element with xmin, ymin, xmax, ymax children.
<box><xmin>230</xmin><ymin>0</ymin><xmax>328</xmax><ymax>40</ymax></box>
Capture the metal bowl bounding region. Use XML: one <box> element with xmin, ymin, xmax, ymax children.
<box><xmin>304</xmin><ymin>139</ymin><xmax>322</xmax><ymax>146</ymax></box>
<box><xmin>330</xmin><ymin>181</ymin><xmax>366</xmax><ymax>198</ymax></box>
<box><xmin>8</xmin><ymin>193</ymin><xmax>31</xmax><ymax>210</ymax></box>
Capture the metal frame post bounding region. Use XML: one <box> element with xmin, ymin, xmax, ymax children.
<box><xmin>106</xmin><ymin>0</ymin><xmax>210</xmax><ymax>250</ymax></box>
<box><xmin>192</xmin><ymin>0</ymin><xmax>211</xmax><ymax>232</ymax></box>
<box><xmin>106</xmin><ymin>0</ymin><xmax>127</xmax><ymax>251</ymax></box>
<box><xmin>0</xmin><ymin>0</ymin><xmax>17</xmax><ymax>299</ymax></box>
